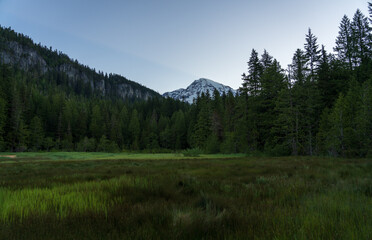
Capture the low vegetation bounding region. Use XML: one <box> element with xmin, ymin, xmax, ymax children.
<box><xmin>0</xmin><ymin>152</ymin><xmax>370</xmax><ymax>239</ymax></box>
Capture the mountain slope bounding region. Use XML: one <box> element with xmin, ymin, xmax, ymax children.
<box><xmin>0</xmin><ymin>26</ymin><xmax>160</xmax><ymax>100</ymax></box>
<box><xmin>163</xmin><ymin>78</ymin><xmax>236</xmax><ymax>103</ymax></box>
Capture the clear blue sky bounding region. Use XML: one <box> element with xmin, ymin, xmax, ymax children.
<box><xmin>0</xmin><ymin>0</ymin><xmax>369</xmax><ymax>93</ymax></box>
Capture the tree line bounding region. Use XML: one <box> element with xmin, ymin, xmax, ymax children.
<box><xmin>0</xmin><ymin>4</ymin><xmax>372</xmax><ymax>157</ymax></box>
<box><xmin>230</xmin><ymin>5</ymin><xmax>372</xmax><ymax>157</ymax></box>
<box><xmin>0</xmin><ymin>64</ymin><xmax>190</xmax><ymax>152</ymax></box>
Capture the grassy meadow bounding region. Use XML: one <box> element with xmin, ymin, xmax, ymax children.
<box><xmin>0</xmin><ymin>152</ymin><xmax>371</xmax><ymax>239</ymax></box>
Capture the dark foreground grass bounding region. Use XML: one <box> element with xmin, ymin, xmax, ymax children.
<box><xmin>0</xmin><ymin>153</ymin><xmax>371</xmax><ymax>239</ymax></box>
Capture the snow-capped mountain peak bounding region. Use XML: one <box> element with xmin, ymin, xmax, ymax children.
<box><xmin>163</xmin><ymin>78</ymin><xmax>236</xmax><ymax>104</ymax></box>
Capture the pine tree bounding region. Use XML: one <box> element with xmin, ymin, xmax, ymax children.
<box><xmin>0</xmin><ymin>97</ymin><xmax>6</xmax><ymax>150</ymax></box>
<box><xmin>327</xmin><ymin>94</ymin><xmax>347</xmax><ymax>156</ymax></box>
<box><xmin>192</xmin><ymin>96</ymin><xmax>211</xmax><ymax>149</ymax></box>
<box><xmin>356</xmin><ymin>78</ymin><xmax>372</xmax><ymax>156</ymax></box>
<box><xmin>90</xmin><ymin>104</ymin><xmax>104</xmax><ymax>139</ymax></box>
<box><xmin>160</xmin><ymin>124</ymin><xmax>172</xmax><ymax>149</ymax></box>
<box><xmin>351</xmin><ymin>9</ymin><xmax>371</xmax><ymax>66</ymax></box>
<box><xmin>17</xmin><ymin>119</ymin><xmax>29</xmax><ymax>151</ymax></box>
<box><xmin>76</xmin><ymin>137</ymin><xmax>96</xmax><ymax>152</ymax></box>
<box><xmin>221</xmin><ymin>91</ymin><xmax>237</xmax><ymax>153</ymax></box>
<box><xmin>259</xmin><ymin>59</ymin><xmax>286</xmax><ymax>149</ymax></box>
<box><xmin>29</xmin><ymin>116</ymin><xmax>44</xmax><ymax>150</ymax></box>
<box><xmin>172</xmin><ymin>110</ymin><xmax>186</xmax><ymax>149</ymax></box>
<box><xmin>317</xmin><ymin>46</ymin><xmax>335</xmax><ymax>108</ymax></box>
<box><xmin>210</xmin><ymin>89</ymin><xmax>224</xmax><ymax>140</ymax></box>
<box><xmin>272</xmin><ymin>81</ymin><xmax>298</xmax><ymax>156</ymax></box>
<box><xmin>241</xmin><ymin>49</ymin><xmax>262</xmax><ymax>96</ymax></box>
<box><xmin>7</xmin><ymin>80</ymin><xmax>28</xmax><ymax>151</ymax></box>
<box><xmin>316</xmin><ymin>107</ymin><xmax>331</xmax><ymax>155</ymax></box>
<box><xmin>304</xmin><ymin>28</ymin><xmax>321</xmax><ymax>79</ymax></box>
<box><xmin>119</xmin><ymin>106</ymin><xmax>129</xmax><ymax>147</ymax></box>
<box><xmin>129</xmin><ymin>109</ymin><xmax>140</xmax><ymax>150</ymax></box>
<box><xmin>291</xmin><ymin>49</ymin><xmax>307</xmax><ymax>84</ymax></box>
<box><xmin>286</xmin><ymin>48</ymin><xmax>321</xmax><ymax>155</ymax></box>
<box><xmin>62</xmin><ymin>99</ymin><xmax>79</xmax><ymax>145</ymax></box>
<box><xmin>234</xmin><ymin>93</ymin><xmax>252</xmax><ymax>151</ymax></box>
<box><xmin>76</xmin><ymin>102</ymin><xmax>88</xmax><ymax>141</ymax></box>
<box><xmin>261</xmin><ymin>49</ymin><xmax>273</xmax><ymax>71</ymax></box>
<box><xmin>334</xmin><ymin>15</ymin><xmax>353</xmax><ymax>70</ymax></box>
<box><xmin>301</xmin><ymin>78</ymin><xmax>321</xmax><ymax>155</ymax></box>
<box><xmin>97</xmin><ymin>135</ymin><xmax>110</xmax><ymax>152</ymax></box>
<box><xmin>109</xmin><ymin>113</ymin><xmax>123</xmax><ymax>148</ymax></box>
<box><xmin>326</xmin><ymin>80</ymin><xmax>362</xmax><ymax>157</ymax></box>
<box><xmin>146</xmin><ymin>109</ymin><xmax>159</xmax><ymax>150</ymax></box>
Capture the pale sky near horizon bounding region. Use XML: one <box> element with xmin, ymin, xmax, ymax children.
<box><xmin>0</xmin><ymin>0</ymin><xmax>369</xmax><ymax>93</ymax></box>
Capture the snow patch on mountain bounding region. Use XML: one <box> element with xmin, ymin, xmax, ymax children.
<box><xmin>163</xmin><ymin>78</ymin><xmax>236</xmax><ymax>104</ymax></box>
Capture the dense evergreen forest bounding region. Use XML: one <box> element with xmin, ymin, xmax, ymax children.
<box><xmin>1</xmin><ymin>4</ymin><xmax>372</xmax><ymax>157</ymax></box>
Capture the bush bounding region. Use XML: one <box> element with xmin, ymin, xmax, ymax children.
<box><xmin>182</xmin><ymin>148</ymin><xmax>203</xmax><ymax>157</ymax></box>
<box><xmin>140</xmin><ymin>148</ymin><xmax>174</xmax><ymax>154</ymax></box>
<box><xmin>97</xmin><ymin>135</ymin><xmax>119</xmax><ymax>152</ymax></box>
<box><xmin>76</xmin><ymin>137</ymin><xmax>96</xmax><ymax>152</ymax></box>
<box><xmin>265</xmin><ymin>143</ymin><xmax>291</xmax><ymax>157</ymax></box>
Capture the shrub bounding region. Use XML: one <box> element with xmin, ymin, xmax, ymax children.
<box><xmin>182</xmin><ymin>148</ymin><xmax>202</xmax><ymax>157</ymax></box>
<box><xmin>97</xmin><ymin>135</ymin><xmax>119</xmax><ymax>152</ymax></box>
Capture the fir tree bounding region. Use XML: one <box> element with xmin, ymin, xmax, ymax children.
<box><xmin>90</xmin><ymin>104</ymin><xmax>104</xmax><ymax>139</ymax></box>
<box><xmin>129</xmin><ymin>109</ymin><xmax>140</xmax><ymax>150</ymax></box>
<box><xmin>0</xmin><ymin>97</ymin><xmax>6</xmax><ymax>150</ymax></box>
<box><xmin>334</xmin><ymin>15</ymin><xmax>353</xmax><ymax>70</ymax></box>
<box><xmin>291</xmin><ymin>49</ymin><xmax>307</xmax><ymax>84</ymax></box>
<box><xmin>273</xmin><ymin>81</ymin><xmax>298</xmax><ymax>156</ymax></box>
<box><xmin>241</xmin><ymin>49</ymin><xmax>262</xmax><ymax>96</ymax></box>
<box><xmin>351</xmin><ymin>9</ymin><xmax>371</xmax><ymax>65</ymax></box>
<box><xmin>261</xmin><ymin>49</ymin><xmax>273</xmax><ymax>71</ymax></box>
<box><xmin>304</xmin><ymin>28</ymin><xmax>320</xmax><ymax>79</ymax></box>
<box><xmin>29</xmin><ymin>116</ymin><xmax>44</xmax><ymax>150</ymax></box>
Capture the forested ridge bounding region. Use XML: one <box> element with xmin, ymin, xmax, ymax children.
<box><xmin>0</xmin><ymin>25</ymin><xmax>160</xmax><ymax>101</ymax></box>
<box><xmin>1</xmin><ymin>4</ymin><xmax>372</xmax><ymax>157</ymax></box>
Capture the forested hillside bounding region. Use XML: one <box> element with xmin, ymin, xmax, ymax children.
<box><xmin>0</xmin><ymin>26</ymin><xmax>160</xmax><ymax>101</ymax></box>
<box><xmin>1</xmin><ymin>4</ymin><xmax>372</xmax><ymax>157</ymax></box>
<box><xmin>0</xmin><ymin>25</ymin><xmax>186</xmax><ymax>152</ymax></box>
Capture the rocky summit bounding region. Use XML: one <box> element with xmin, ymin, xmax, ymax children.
<box><xmin>163</xmin><ymin>78</ymin><xmax>236</xmax><ymax>104</ymax></box>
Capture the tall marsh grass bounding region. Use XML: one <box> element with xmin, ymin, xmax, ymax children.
<box><xmin>0</xmin><ymin>153</ymin><xmax>370</xmax><ymax>239</ymax></box>
<box><xmin>0</xmin><ymin>175</ymin><xmax>151</xmax><ymax>222</ymax></box>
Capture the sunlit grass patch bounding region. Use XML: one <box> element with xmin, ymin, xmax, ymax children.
<box><xmin>2</xmin><ymin>152</ymin><xmax>245</xmax><ymax>164</ymax></box>
<box><xmin>0</xmin><ymin>175</ymin><xmax>152</xmax><ymax>222</ymax></box>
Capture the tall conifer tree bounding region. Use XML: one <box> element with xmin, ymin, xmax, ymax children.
<box><xmin>304</xmin><ymin>28</ymin><xmax>320</xmax><ymax>79</ymax></box>
<box><xmin>334</xmin><ymin>15</ymin><xmax>353</xmax><ymax>70</ymax></box>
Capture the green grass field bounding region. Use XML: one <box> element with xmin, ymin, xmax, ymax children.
<box><xmin>0</xmin><ymin>152</ymin><xmax>371</xmax><ymax>239</ymax></box>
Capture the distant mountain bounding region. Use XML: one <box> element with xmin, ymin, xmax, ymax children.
<box><xmin>163</xmin><ymin>78</ymin><xmax>236</xmax><ymax>103</ymax></box>
<box><xmin>0</xmin><ymin>26</ymin><xmax>160</xmax><ymax>101</ymax></box>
